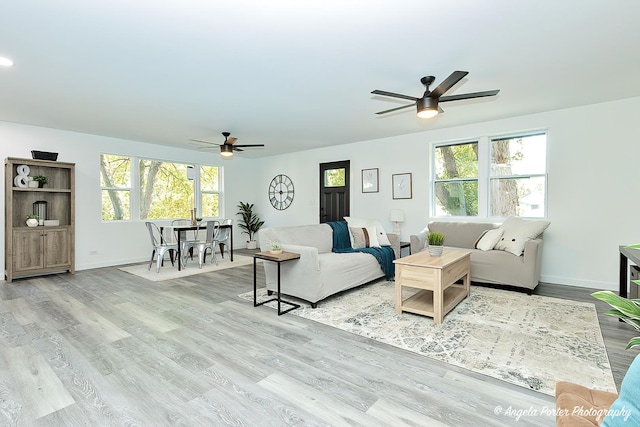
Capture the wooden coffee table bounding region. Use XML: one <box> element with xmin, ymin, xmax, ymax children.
<box><xmin>393</xmin><ymin>249</ymin><xmax>471</xmax><ymax>324</ymax></box>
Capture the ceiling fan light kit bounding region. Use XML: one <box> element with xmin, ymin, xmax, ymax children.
<box><xmin>220</xmin><ymin>144</ymin><xmax>234</xmax><ymax>157</ymax></box>
<box><xmin>416</xmin><ymin>97</ymin><xmax>439</xmax><ymax>119</ymax></box>
<box><xmin>372</xmin><ymin>70</ymin><xmax>499</xmax><ymax>119</ymax></box>
<box><xmin>189</xmin><ymin>131</ymin><xmax>265</xmax><ymax>159</ymax></box>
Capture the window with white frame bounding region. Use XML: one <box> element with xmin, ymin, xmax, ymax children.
<box><xmin>100</xmin><ymin>154</ymin><xmax>131</xmax><ymax>221</ymax></box>
<box><xmin>432</xmin><ymin>132</ymin><xmax>547</xmax><ymax>218</ymax></box>
<box><xmin>200</xmin><ymin>165</ymin><xmax>221</xmax><ymax>218</ymax></box>
<box><xmin>100</xmin><ymin>154</ymin><xmax>222</xmax><ymax>221</ymax></box>
<box><xmin>490</xmin><ymin>133</ymin><xmax>546</xmax><ymax>218</ymax></box>
<box><xmin>433</xmin><ymin>141</ymin><xmax>479</xmax><ymax>216</ymax></box>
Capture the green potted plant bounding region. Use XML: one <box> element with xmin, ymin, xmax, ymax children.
<box><xmin>428</xmin><ymin>232</ymin><xmax>445</xmax><ymax>257</ymax></box>
<box><xmin>592</xmin><ymin>287</ymin><xmax>640</xmax><ymax>350</ymax></box>
<box><xmin>270</xmin><ymin>240</ymin><xmax>282</xmax><ymax>255</ymax></box>
<box><xmin>236</xmin><ymin>201</ymin><xmax>265</xmax><ymax>249</ymax></box>
<box><xmin>591</xmin><ymin>251</ymin><xmax>640</xmax><ymax>425</ymax></box>
<box><xmin>33</xmin><ymin>175</ymin><xmax>48</xmax><ymax>188</ymax></box>
<box><xmin>25</xmin><ymin>214</ymin><xmax>39</xmax><ymax>227</ymax></box>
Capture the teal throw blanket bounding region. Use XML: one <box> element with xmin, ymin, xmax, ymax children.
<box><xmin>327</xmin><ymin>221</ymin><xmax>395</xmax><ymax>279</ymax></box>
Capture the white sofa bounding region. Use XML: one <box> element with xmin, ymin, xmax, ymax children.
<box><xmin>410</xmin><ymin>220</ymin><xmax>546</xmax><ymax>292</ymax></box>
<box><xmin>258</xmin><ymin>224</ymin><xmax>399</xmax><ymax>307</ymax></box>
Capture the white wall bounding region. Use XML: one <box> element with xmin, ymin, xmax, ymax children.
<box><xmin>253</xmin><ymin>97</ymin><xmax>640</xmax><ymax>290</ymax></box>
<box><xmin>0</xmin><ymin>121</ymin><xmax>256</xmax><ymax>272</ymax></box>
<box><xmin>3</xmin><ymin>96</ymin><xmax>639</xmax><ymax>289</ymax></box>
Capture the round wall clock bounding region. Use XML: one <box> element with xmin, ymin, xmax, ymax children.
<box><xmin>269</xmin><ymin>174</ymin><xmax>295</xmax><ymax>210</ymax></box>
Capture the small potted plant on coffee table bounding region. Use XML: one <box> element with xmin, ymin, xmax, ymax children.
<box><xmin>428</xmin><ymin>232</ymin><xmax>445</xmax><ymax>257</ymax></box>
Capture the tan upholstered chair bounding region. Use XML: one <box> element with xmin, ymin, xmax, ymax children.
<box><xmin>555</xmin><ymin>381</ymin><xmax>618</xmax><ymax>426</ymax></box>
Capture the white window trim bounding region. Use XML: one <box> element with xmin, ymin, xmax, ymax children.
<box><xmin>100</xmin><ymin>153</ymin><xmax>223</xmax><ymax>222</ymax></box>
<box><xmin>431</xmin><ymin>130</ymin><xmax>548</xmax><ymax>219</ymax></box>
<box><xmin>431</xmin><ymin>139</ymin><xmax>480</xmax><ymax>219</ymax></box>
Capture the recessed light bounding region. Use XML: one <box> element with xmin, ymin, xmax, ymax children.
<box><xmin>0</xmin><ymin>57</ymin><xmax>14</xmax><ymax>67</ymax></box>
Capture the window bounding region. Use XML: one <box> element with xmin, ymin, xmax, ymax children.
<box><xmin>490</xmin><ymin>133</ymin><xmax>546</xmax><ymax>218</ymax></box>
<box><xmin>433</xmin><ymin>141</ymin><xmax>479</xmax><ymax>216</ymax></box>
<box><xmin>100</xmin><ymin>154</ymin><xmax>222</xmax><ymax>221</ymax></box>
<box><xmin>140</xmin><ymin>160</ymin><xmax>194</xmax><ymax>220</ymax></box>
<box><xmin>324</xmin><ymin>168</ymin><xmax>346</xmax><ymax>187</ymax></box>
<box><xmin>432</xmin><ymin>132</ymin><xmax>547</xmax><ymax>218</ymax></box>
<box><xmin>200</xmin><ymin>165</ymin><xmax>221</xmax><ymax>218</ymax></box>
<box><xmin>100</xmin><ymin>154</ymin><xmax>131</xmax><ymax>221</ymax></box>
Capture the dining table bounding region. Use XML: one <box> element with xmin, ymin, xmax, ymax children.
<box><xmin>164</xmin><ymin>222</ymin><xmax>234</xmax><ymax>271</ymax></box>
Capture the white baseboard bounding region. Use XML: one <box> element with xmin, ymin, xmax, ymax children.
<box><xmin>540</xmin><ymin>274</ymin><xmax>617</xmax><ymax>291</ymax></box>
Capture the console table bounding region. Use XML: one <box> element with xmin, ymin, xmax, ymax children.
<box><xmin>400</xmin><ymin>241</ymin><xmax>411</xmax><ymax>257</ymax></box>
<box><xmin>619</xmin><ymin>245</ymin><xmax>640</xmax><ymax>298</ymax></box>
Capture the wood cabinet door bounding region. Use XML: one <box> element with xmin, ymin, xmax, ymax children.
<box><xmin>12</xmin><ymin>229</ymin><xmax>44</xmax><ymax>272</ymax></box>
<box><xmin>44</xmin><ymin>229</ymin><xmax>71</xmax><ymax>268</ymax></box>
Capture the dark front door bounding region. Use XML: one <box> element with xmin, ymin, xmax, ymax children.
<box><xmin>319</xmin><ymin>160</ymin><xmax>350</xmax><ymax>223</ymax></box>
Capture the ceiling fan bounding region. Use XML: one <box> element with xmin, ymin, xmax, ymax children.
<box><xmin>189</xmin><ymin>132</ymin><xmax>264</xmax><ymax>158</ymax></box>
<box><xmin>372</xmin><ymin>70</ymin><xmax>499</xmax><ymax>118</ymax></box>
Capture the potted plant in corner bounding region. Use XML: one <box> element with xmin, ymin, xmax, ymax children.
<box><xmin>33</xmin><ymin>175</ymin><xmax>48</xmax><ymax>188</ymax></box>
<box><xmin>592</xmin><ymin>286</ymin><xmax>640</xmax><ymax>350</ymax></box>
<box><xmin>428</xmin><ymin>232</ymin><xmax>445</xmax><ymax>257</ymax></box>
<box><xmin>236</xmin><ymin>201</ymin><xmax>265</xmax><ymax>249</ymax></box>
<box><xmin>591</xmin><ymin>257</ymin><xmax>640</xmax><ymax>424</ymax></box>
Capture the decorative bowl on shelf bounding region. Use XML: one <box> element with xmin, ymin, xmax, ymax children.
<box><xmin>269</xmin><ymin>249</ymin><xmax>283</xmax><ymax>255</ymax></box>
<box><xmin>43</xmin><ymin>220</ymin><xmax>60</xmax><ymax>226</ymax></box>
<box><xmin>31</xmin><ymin>150</ymin><xmax>58</xmax><ymax>161</ymax></box>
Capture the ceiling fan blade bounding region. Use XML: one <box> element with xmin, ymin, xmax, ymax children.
<box><xmin>189</xmin><ymin>138</ymin><xmax>220</xmax><ymax>146</ymax></box>
<box><xmin>197</xmin><ymin>147</ymin><xmax>218</xmax><ymax>150</ymax></box>
<box><xmin>375</xmin><ymin>103</ymin><xmax>415</xmax><ymax>115</ymax></box>
<box><xmin>227</xmin><ymin>137</ymin><xmax>238</xmax><ymax>145</ymax></box>
<box><xmin>233</xmin><ymin>147</ymin><xmax>244</xmax><ymax>152</ymax></box>
<box><xmin>371</xmin><ymin>90</ymin><xmax>418</xmax><ymax>101</ymax></box>
<box><xmin>234</xmin><ymin>144</ymin><xmax>265</xmax><ymax>148</ymax></box>
<box><xmin>439</xmin><ymin>90</ymin><xmax>500</xmax><ymax>102</ymax></box>
<box><xmin>428</xmin><ymin>70</ymin><xmax>469</xmax><ymax>99</ymax></box>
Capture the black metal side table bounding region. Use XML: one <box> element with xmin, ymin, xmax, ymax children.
<box><xmin>400</xmin><ymin>241</ymin><xmax>411</xmax><ymax>257</ymax></box>
<box><xmin>253</xmin><ymin>251</ymin><xmax>301</xmax><ymax>315</ymax></box>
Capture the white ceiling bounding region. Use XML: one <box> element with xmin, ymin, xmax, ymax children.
<box><xmin>1</xmin><ymin>1</ymin><xmax>639</xmax><ymax>158</ymax></box>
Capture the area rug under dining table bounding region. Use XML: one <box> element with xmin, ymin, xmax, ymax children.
<box><xmin>119</xmin><ymin>254</ymin><xmax>256</xmax><ymax>281</ymax></box>
<box><xmin>239</xmin><ymin>281</ymin><xmax>616</xmax><ymax>396</ymax></box>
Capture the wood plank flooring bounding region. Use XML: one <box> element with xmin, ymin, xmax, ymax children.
<box><xmin>0</xmin><ymin>253</ymin><xmax>637</xmax><ymax>426</ymax></box>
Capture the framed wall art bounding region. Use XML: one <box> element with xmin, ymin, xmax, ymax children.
<box><xmin>361</xmin><ymin>168</ymin><xmax>379</xmax><ymax>193</ymax></box>
<box><xmin>392</xmin><ymin>173</ymin><xmax>412</xmax><ymax>199</ymax></box>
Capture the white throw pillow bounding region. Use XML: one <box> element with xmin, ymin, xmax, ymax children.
<box><xmin>374</xmin><ymin>220</ymin><xmax>391</xmax><ymax>246</ymax></box>
<box><xmin>494</xmin><ymin>217</ymin><xmax>550</xmax><ymax>256</ymax></box>
<box><xmin>419</xmin><ymin>224</ymin><xmax>430</xmax><ymax>250</ymax></box>
<box><xmin>475</xmin><ymin>229</ymin><xmax>504</xmax><ymax>251</ymax></box>
<box><xmin>344</xmin><ymin>217</ymin><xmax>380</xmax><ymax>248</ymax></box>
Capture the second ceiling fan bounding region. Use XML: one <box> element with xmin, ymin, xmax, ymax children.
<box><xmin>372</xmin><ymin>70</ymin><xmax>499</xmax><ymax>118</ymax></box>
<box><xmin>190</xmin><ymin>132</ymin><xmax>264</xmax><ymax>158</ymax></box>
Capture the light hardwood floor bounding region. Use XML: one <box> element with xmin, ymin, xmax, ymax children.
<box><xmin>0</xmin><ymin>253</ymin><xmax>637</xmax><ymax>426</ymax></box>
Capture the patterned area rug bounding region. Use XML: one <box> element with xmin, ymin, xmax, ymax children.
<box><xmin>240</xmin><ymin>281</ymin><xmax>616</xmax><ymax>396</ymax></box>
<box><xmin>119</xmin><ymin>254</ymin><xmax>256</xmax><ymax>281</ymax></box>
